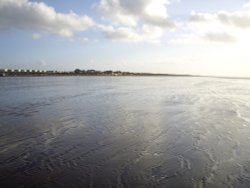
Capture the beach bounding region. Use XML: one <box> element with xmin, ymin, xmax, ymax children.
<box><xmin>1</xmin><ymin>76</ymin><xmax>250</xmax><ymax>188</ymax></box>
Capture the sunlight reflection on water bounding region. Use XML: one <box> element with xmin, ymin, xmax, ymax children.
<box><xmin>1</xmin><ymin>76</ymin><xmax>250</xmax><ymax>188</ymax></box>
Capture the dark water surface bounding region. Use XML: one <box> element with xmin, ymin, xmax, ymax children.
<box><xmin>1</xmin><ymin>76</ymin><xmax>250</xmax><ymax>188</ymax></box>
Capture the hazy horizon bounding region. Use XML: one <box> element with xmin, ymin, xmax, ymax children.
<box><xmin>1</xmin><ymin>0</ymin><xmax>250</xmax><ymax>77</ymax></box>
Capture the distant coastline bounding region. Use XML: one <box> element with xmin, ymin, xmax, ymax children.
<box><xmin>0</xmin><ymin>68</ymin><xmax>193</xmax><ymax>77</ymax></box>
<box><xmin>1</xmin><ymin>68</ymin><xmax>249</xmax><ymax>80</ymax></box>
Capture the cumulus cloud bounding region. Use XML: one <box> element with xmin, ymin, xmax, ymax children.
<box><xmin>203</xmin><ymin>32</ymin><xmax>235</xmax><ymax>43</ymax></box>
<box><xmin>97</xmin><ymin>0</ymin><xmax>175</xmax><ymax>27</ymax></box>
<box><xmin>190</xmin><ymin>10</ymin><xmax>250</xmax><ymax>29</ymax></box>
<box><xmin>217</xmin><ymin>11</ymin><xmax>250</xmax><ymax>28</ymax></box>
<box><xmin>189</xmin><ymin>11</ymin><xmax>214</xmax><ymax>22</ymax></box>
<box><xmin>96</xmin><ymin>0</ymin><xmax>175</xmax><ymax>42</ymax></box>
<box><xmin>0</xmin><ymin>0</ymin><xmax>94</xmax><ymax>37</ymax></box>
<box><xmin>180</xmin><ymin>9</ymin><xmax>250</xmax><ymax>44</ymax></box>
<box><xmin>99</xmin><ymin>24</ymin><xmax>163</xmax><ymax>42</ymax></box>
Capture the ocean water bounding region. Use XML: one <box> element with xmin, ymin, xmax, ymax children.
<box><xmin>0</xmin><ymin>76</ymin><xmax>250</xmax><ymax>188</ymax></box>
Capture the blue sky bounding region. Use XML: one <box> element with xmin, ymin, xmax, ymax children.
<box><xmin>1</xmin><ymin>0</ymin><xmax>250</xmax><ymax>76</ymax></box>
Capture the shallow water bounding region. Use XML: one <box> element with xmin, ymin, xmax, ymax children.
<box><xmin>1</xmin><ymin>76</ymin><xmax>250</xmax><ymax>188</ymax></box>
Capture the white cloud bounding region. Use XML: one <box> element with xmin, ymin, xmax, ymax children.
<box><xmin>99</xmin><ymin>24</ymin><xmax>163</xmax><ymax>42</ymax></box>
<box><xmin>97</xmin><ymin>0</ymin><xmax>174</xmax><ymax>27</ymax></box>
<box><xmin>243</xmin><ymin>2</ymin><xmax>250</xmax><ymax>9</ymax></box>
<box><xmin>202</xmin><ymin>32</ymin><xmax>235</xmax><ymax>43</ymax></box>
<box><xmin>96</xmin><ymin>0</ymin><xmax>175</xmax><ymax>42</ymax></box>
<box><xmin>171</xmin><ymin>32</ymin><xmax>235</xmax><ymax>45</ymax></box>
<box><xmin>217</xmin><ymin>11</ymin><xmax>250</xmax><ymax>28</ymax></box>
<box><xmin>175</xmin><ymin>9</ymin><xmax>250</xmax><ymax>44</ymax></box>
<box><xmin>189</xmin><ymin>11</ymin><xmax>214</xmax><ymax>22</ymax></box>
<box><xmin>0</xmin><ymin>0</ymin><xmax>95</xmax><ymax>37</ymax></box>
<box><xmin>32</xmin><ymin>33</ymin><xmax>41</xmax><ymax>40</ymax></box>
<box><xmin>190</xmin><ymin>10</ymin><xmax>250</xmax><ymax>29</ymax></box>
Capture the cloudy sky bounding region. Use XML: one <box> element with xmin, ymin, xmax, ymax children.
<box><xmin>1</xmin><ymin>0</ymin><xmax>250</xmax><ymax>76</ymax></box>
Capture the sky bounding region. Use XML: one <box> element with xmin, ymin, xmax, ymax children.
<box><xmin>1</xmin><ymin>0</ymin><xmax>250</xmax><ymax>77</ymax></box>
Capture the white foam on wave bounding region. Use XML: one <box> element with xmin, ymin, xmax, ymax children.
<box><xmin>236</xmin><ymin>109</ymin><xmax>250</xmax><ymax>124</ymax></box>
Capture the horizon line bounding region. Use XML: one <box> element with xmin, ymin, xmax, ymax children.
<box><xmin>1</xmin><ymin>68</ymin><xmax>250</xmax><ymax>80</ymax></box>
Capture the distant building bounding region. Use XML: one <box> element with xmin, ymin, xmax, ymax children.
<box><xmin>87</xmin><ymin>69</ymin><xmax>95</xmax><ymax>73</ymax></box>
<box><xmin>0</xmin><ymin>72</ymin><xmax>6</xmax><ymax>77</ymax></box>
<box><xmin>47</xmin><ymin>70</ymin><xmax>55</xmax><ymax>74</ymax></box>
<box><xmin>113</xmin><ymin>71</ymin><xmax>122</xmax><ymax>76</ymax></box>
<box><xmin>0</xmin><ymin>69</ymin><xmax>6</xmax><ymax>76</ymax></box>
<box><xmin>14</xmin><ymin>69</ymin><xmax>21</xmax><ymax>73</ymax></box>
<box><xmin>103</xmin><ymin>70</ymin><xmax>113</xmax><ymax>75</ymax></box>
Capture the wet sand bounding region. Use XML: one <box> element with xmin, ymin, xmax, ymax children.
<box><xmin>1</xmin><ymin>76</ymin><xmax>250</xmax><ymax>188</ymax></box>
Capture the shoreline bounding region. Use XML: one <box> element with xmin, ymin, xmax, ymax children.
<box><xmin>1</xmin><ymin>69</ymin><xmax>250</xmax><ymax>80</ymax></box>
<box><xmin>1</xmin><ymin>74</ymin><xmax>250</xmax><ymax>80</ymax></box>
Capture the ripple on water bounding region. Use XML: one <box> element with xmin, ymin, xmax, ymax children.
<box><xmin>1</xmin><ymin>77</ymin><xmax>250</xmax><ymax>188</ymax></box>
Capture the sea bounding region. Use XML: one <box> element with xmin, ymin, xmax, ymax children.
<box><xmin>0</xmin><ymin>76</ymin><xmax>250</xmax><ymax>188</ymax></box>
